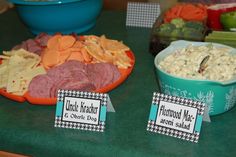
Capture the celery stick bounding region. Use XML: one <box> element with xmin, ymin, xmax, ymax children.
<box><xmin>205</xmin><ymin>39</ymin><xmax>236</xmax><ymax>48</ymax></box>
<box><xmin>206</xmin><ymin>36</ymin><xmax>236</xmax><ymax>41</ymax></box>
<box><xmin>210</xmin><ymin>31</ymin><xmax>236</xmax><ymax>38</ymax></box>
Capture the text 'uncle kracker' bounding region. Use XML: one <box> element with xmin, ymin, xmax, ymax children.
<box><xmin>65</xmin><ymin>100</ymin><xmax>99</xmax><ymax>114</ymax></box>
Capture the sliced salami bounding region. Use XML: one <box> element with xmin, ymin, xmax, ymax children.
<box><xmin>111</xmin><ymin>64</ymin><xmax>121</xmax><ymax>82</ymax></box>
<box><xmin>26</xmin><ymin>39</ymin><xmax>42</xmax><ymax>55</ymax></box>
<box><xmin>51</xmin><ymin>79</ymin><xmax>95</xmax><ymax>97</ymax></box>
<box><xmin>86</xmin><ymin>63</ymin><xmax>105</xmax><ymax>89</ymax></box>
<box><xmin>35</xmin><ymin>33</ymin><xmax>52</xmax><ymax>47</ymax></box>
<box><xmin>47</xmin><ymin>60</ymin><xmax>88</xmax><ymax>82</ymax></box>
<box><xmin>11</xmin><ymin>33</ymin><xmax>52</xmax><ymax>56</ymax></box>
<box><xmin>28</xmin><ymin>75</ymin><xmax>55</xmax><ymax>98</ymax></box>
<box><xmin>29</xmin><ymin>60</ymin><xmax>121</xmax><ymax>98</ymax></box>
<box><xmin>99</xmin><ymin>63</ymin><xmax>117</xmax><ymax>88</ymax></box>
<box><xmin>86</xmin><ymin>63</ymin><xmax>121</xmax><ymax>89</ymax></box>
<box><xmin>60</xmin><ymin>79</ymin><xmax>95</xmax><ymax>91</ymax></box>
<box><xmin>59</xmin><ymin>60</ymin><xmax>86</xmax><ymax>74</ymax></box>
<box><xmin>47</xmin><ymin>65</ymin><xmax>72</xmax><ymax>81</ymax></box>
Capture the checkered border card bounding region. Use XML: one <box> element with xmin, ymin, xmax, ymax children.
<box><xmin>147</xmin><ymin>92</ymin><xmax>205</xmax><ymax>143</ymax></box>
<box><xmin>55</xmin><ymin>90</ymin><xmax>107</xmax><ymax>132</ymax></box>
<box><xmin>126</xmin><ymin>2</ymin><xmax>160</xmax><ymax>28</ymax></box>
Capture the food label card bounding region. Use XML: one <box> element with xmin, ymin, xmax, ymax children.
<box><xmin>126</xmin><ymin>2</ymin><xmax>160</xmax><ymax>28</ymax></box>
<box><xmin>54</xmin><ymin>90</ymin><xmax>112</xmax><ymax>132</ymax></box>
<box><xmin>147</xmin><ymin>92</ymin><xmax>205</xmax><ymax>143</ymax></box>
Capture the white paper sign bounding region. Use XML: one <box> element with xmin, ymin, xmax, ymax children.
<box><xmin>147</xmin><ymin>92</ymin><xmax>205</xmax><ymax>143</ymax></box>
<box><xmin>62</xmin><ymin>96</ymin><xmax>101</xmax><ymax>125</ymax></box>
<box><xmin>156</xmin><ymin>101</ymin><xmax>198</xmax><ymax>134</ymax></box>
<box><xmin>126</xmin><ymin>2</ymin><xmax>160</xmax><ymax>28</ymax></box>
<box><xmin>55</xmin><ymin>90</ymin><xmax>112</xmax><ymax>132</ymax></box>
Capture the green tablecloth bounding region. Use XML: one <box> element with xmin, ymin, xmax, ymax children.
<box><xmin>0</xmin><ymin>9</ymin><xmax>236</xmax><ymax>157</ymax></box>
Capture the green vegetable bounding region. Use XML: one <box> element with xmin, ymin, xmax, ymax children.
<box><xmin>220</xmin><ymin>11</ymin><xmax>236</xmax><ymax>31</ymax></box>
<box><xmin>210</xmin><ymin>31</ymin><xmax>236</xmax><ymax>38</ymax></box>
<box><xmin>182</xmin><ymin>27</ymin><xmax>202</xmax><ymax>40</ymax></box>
<box><xmin>205</xmin><ymin>31</ymin><xmax>236</xmax><ymax>48</ymax></box>
<box><xmin>170</xmin><ymin>18</ymin><xmax>185</xmax><ymax>28</ymax></box>
<box><xmin>154</xmin><ymin>18</ymin><xmax>205</xmax><ymax>40</ymax></box>
<box><xmin>171</xmin><ymin>28</ymin><xmax>183</xmax><ymax>38</ymax></box>
<box><xmin>159</xmin><ymin>23</ymin><xmax>176</xmax><ymax>32</ymax></box>
<box><xmin>156</xmin><ymin>23</ymin><xmax>176</xmax><ymax>36</ymax></box>
<box><xmin>184</xmin><ymin>21</ymin><xmax>204</xmax><ymax>32</ymax></box>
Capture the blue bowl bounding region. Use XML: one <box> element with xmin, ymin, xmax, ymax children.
<box><xmin>10</xmin><ymin>0</ymin><xmax>103</xmax><ymax>34</ymax></box>
<box><xmin>154</xmin><ymin>40</ymin><xmax>236</xmax><ymax>116</ymax></box>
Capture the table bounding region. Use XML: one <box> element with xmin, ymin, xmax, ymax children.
<box><xmin>0</xmin><ymin>9</ymin><xmax>236</xmax><ymax>157</ymax></box>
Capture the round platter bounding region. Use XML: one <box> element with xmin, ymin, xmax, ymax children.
<box><xmin>0</xmin><ymin>51</ymin><xmax>135</xmax><ymax>105</ymax></box>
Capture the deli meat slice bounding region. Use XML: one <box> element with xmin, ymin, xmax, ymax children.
<box><xmin>35</xmin><ymin>33</ymin><xmax>52</xmax><ymax>47</ymax></box>
<box><xmin>50</xmin><ymin>78</ymin><xmax>95</xmax><ymax>97</ymax></box>
<box><xmin>11</xmin><ymin>33</ymin><xmax>52</xmax><ymax>56</ymax></box>
<box><xmin>25</xmin><ymin>39</ymin><xmax>42</xmax><ymax>56</ymax></box>
<box><xmin>47</xmin><ymin>60</ymin><xmax>90</xmax><ymax>97</ymax></box>
<box><xmin>58</xmin><ymin>79</ymin><xmax>95</xmax><ymax>91</ymax></box>
<box><xmin>87</xmin><ymin>63</ymin><xmax>121</xmax><ymax>89</ymax></box>
<box><xmin>86</xmin><ymin>63</ymin><xmax>106</xmax><ymax>89</ymax></box>
<box><xmin>47</xmin><ymin>60</ymin><xmax>88</xmax><ymax>82</ymax></box>
<box><xmin>12</xmin><ymin>39</ymin><xmax>42</xmax><ymax>55</ymax></box>
<box><xmin>111</xmin><ymin>65</ymin><xmax>121</xmax><ymax>82</ymax></box>
<box><xmin>28</xmin><ymin>75</ymin><xmax>54</xmax><ymax>98</ymax></box>
<box><xmin>100</xmin><ymin>63</ymin><xmax>116</xmax><ymax>88</ymax></box>
<box><xmin>28</xmin><ymin>60</ymin><xmax>121</xmax><ymax>98</ymax></box>
<box><xmin>59</xmin><ymin>60</ymin><xmax>86</xmax><ymax>75</ymax></box>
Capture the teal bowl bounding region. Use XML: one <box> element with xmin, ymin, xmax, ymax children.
<box><xmin>154</xmin><ymin>40</ymin><xmax>236</xmax><ymax>116</ymax></box>
<box><xmin>10</xmin><ymin>0</ymin><xmax>102</xmax><ymax>35</ymax></box>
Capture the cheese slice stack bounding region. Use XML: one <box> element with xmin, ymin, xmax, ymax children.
<box><xmin>0</xmin><ymin>49</ymin><xmax>46</xmax><ymax>95</ymax></box>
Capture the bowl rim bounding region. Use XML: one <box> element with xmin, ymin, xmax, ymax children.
<box><xmin>154</xmin><ymin>40</ymin><xmax>236</xmax><ymax>86</ymax></box>
<box><xmin>10</xmin><ymin>0</ymin><xmax>88</xmax><ymax>5</ymax></box>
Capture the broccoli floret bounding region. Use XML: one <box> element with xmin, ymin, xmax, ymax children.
<box><xmin>184</xmin><ymin>21</ymin><xmax>204</xmax><ymax>32</ymax></box>
<box><xmin>156</xmin><ymin>23</ymin><xmax>176</xmax><ymax>36</ymax></box>
<box><xmin>160</xmin><ymin>23</ymin><xmax>176</xmax><ymax>32</ymax></box>
<box><xmin>170</xmin><ymin>18</ymin><xmax>185</xmax><ymax>28</ymax></box>
<box><xmin>171</xmin><ymin>28</ymin><xmax>183</xmax><ymax>38</ymax></box>
<box><xmin>182</xmin><ymin>27</ymin><xmax>203</xmax><ymax>40</ymax></box>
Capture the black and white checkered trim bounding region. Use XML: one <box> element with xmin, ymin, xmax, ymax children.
<box><xmin>148</xmin><ymin>92</ymin><xmax>205</xmax><ymax>143</ymax></box>
<box><xmin>126</xmin><ymin>2</ymin><xmax>160</xmax><ymax>28</ymax></box>
<box><xmin>56</xmin><ymin>90</ymin><xmax>107</xmax><ymax>132</ymax></box>
<box><xmin>55</xmin><ymin>116</ymin><xmax>105</xmax><ymax>132</ymax></box>
<box><xmin>147</xmin><ymin>120</ymin><xmax>199</xmax><ymax>143</ymax></box>
<box><xmin>57</xmin><ymin>90</ymin><xmax>108</xmax><ymax>106</ymax></box>
<box><xmin>152</xmin><ymin>92</ymin><xmax>205</xmax><ymax>115</ymax></box>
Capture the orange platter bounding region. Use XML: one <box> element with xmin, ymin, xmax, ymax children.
<box><xmin>0</xmin><ymin>51</ymin><xmax>135</xmax><ymax>105</ymax></box>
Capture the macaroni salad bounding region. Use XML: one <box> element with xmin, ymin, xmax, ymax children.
<box><xmin>158</xmin><ymin>44</ymin><xmax>236</xmax><ymax>82</ymax></box>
